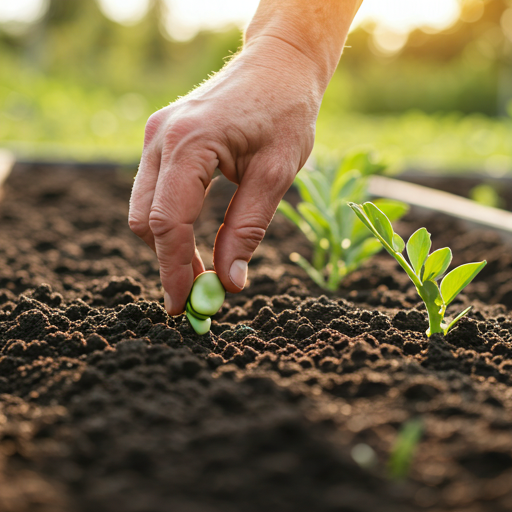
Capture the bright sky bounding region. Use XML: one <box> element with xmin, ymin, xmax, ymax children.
<box><xmin>0</xmin><ymin>0</ymin><xmax>462</xmax><ymax>40</ymax></box>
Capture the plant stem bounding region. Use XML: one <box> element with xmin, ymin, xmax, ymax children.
<box><xmin>313</xmin><ymin>245</ymin><xmax>326</xmax><ymax>270</ymax></box>
<box><xmin>394</xmin><ymin>253</ymin><xmax>422</xmax><ymax>289</ymax></box>
<box><xmin>417</xmin><ymin>284</ymin><xmax>443</xmax><ymax>336</ymax></box>
<box><xmin>423</xmin><ymin>298</ymin><xmax>443</xmax><ymax>336</ymax></box>
<box><xmin>327</xmin><ymin>244</ymin><xmax>342</xmax><ymax>290</ymax></box>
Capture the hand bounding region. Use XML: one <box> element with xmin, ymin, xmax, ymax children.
<box><xmin>128</xmin><ymin>37</ymin><xmax>325</xmax><ymax>315</ymax></box>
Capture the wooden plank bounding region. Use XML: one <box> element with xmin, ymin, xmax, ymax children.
<box><xmin>369</xmin><ymin>175</ymin><xmax>512</xmax><ymax>242</ymax></box>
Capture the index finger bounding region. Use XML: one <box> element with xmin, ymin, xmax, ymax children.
<box><xmin>149</xmin><ymin>146</ymin><xmax>219</xmax><ymax>315</ymax></box>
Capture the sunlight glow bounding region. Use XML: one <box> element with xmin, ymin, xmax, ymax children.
<box><xmin>0</xmin><ymin>0</ymin><xmax>48</xmax><ymax>24</ymax></box>
<box><xmin>97</xmin><ymin>0</ymin><xmax>150</xmax><ymax>25</ymax></box>
<box><xmin>166</xmin><ymin>0</ymin><xmax>258</xmax><ymax>41</ymax></box>
<box><xmin>353</xmin><ymin>0</ymin><xmax>461</xmax><ymax>33</ymax></box>
<box><xmin>0</xmin><ymin>0</ymin><xmax>463</xmax><ymax>40</ymax></box>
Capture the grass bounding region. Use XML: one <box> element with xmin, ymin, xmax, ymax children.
<box><xmin>316</xmin><ymin>109</ymin><xmax>512</xmax><ymax>174</ymax></box>
<box><xmin>1</xmin><ymin>53</ymin><xmax>511</xmax><ymax>171</ymax></box>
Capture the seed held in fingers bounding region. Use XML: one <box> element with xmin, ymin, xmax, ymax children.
<box><xmin>186</xmin><ymin>271</ymin><xmax>226</xmax><ymax>335</ymax></box>
<box><xmin>189</xmin><ymin>271</ymin><xmax>225</xmax><ymax>317</ymax></box>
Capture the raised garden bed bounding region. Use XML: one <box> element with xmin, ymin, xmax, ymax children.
<box><xmin>1</xmin><ymin>165</ymin><xmax>512</xmax><ymax>512</ymax></box>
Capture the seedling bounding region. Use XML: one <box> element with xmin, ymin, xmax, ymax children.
<box><xmin>186</xmin><ymin>271</ymin><xmax>225</xmax><ymax>335</ymax></box>
<box><xmin>278</xmin><ymin>151</ymin><xmax>408</xmax><ymax>290</ymax></box>
<box><xmin>349</xmin><ymin>201</ymin><xmax>486</xmax><ymax>336</ymax></box>
<box><xmin>388</xmin><ymin>419</ymin><xmax>423</xmax><ymax>480</ymax></box>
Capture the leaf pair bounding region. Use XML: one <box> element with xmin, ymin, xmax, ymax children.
<box><xmin>349</xmin><ymin>201</ymin><xmax>486</xmax><ymax>337</ymax></box>
<box><xmin>407</xmin><ymin>227</ymin><xmax>486</xmax><ymax>307</ymax></box>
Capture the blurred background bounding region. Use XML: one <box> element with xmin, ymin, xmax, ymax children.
<box><xmin>0</xmin><ymin>0</ymin><xmax>511</xmax><ymax>172</ymax></box>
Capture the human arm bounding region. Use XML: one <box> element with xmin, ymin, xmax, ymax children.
<box><xmin>128</xmin><ymin>0</ymin><xmax>363</xmax><ymax>315</ymax></box>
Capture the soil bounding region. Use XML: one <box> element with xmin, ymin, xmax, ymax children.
<box><xmin>1</xmin><ymin>165</ymin><xmax>512</xmax><ymax>512</ymax></box>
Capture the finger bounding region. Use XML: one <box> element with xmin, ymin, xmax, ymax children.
<box><xmin>128</xmin><ymin>151</ymin><xmax>162</xmax><ymax>251</ymax></box>
<box><xmin>213</xmin><ymin>153</ymin><xmax>296</xmax><ymax>293</ymax></box>
<box><xmin>150</xmin><ymin>148</ymin><xmax>218</xmax><ymax>315</ymax></box>
<box><xmin>192</xmin><ymin>247</ymin><xmax>205</xmax><ymax>277</ymax></box>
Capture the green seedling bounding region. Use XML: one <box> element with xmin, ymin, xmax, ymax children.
<box><xmin>469</xmin><ymin>183</ymin><xmax>503</xmax><ymax>209</ymax></box>
<box><xmin>186</xmin><ymin>271</ymin><xmax>225</xmax><ymax>335</ymax></box>
<box><xmin>388</xmin><ymin>419</ymin><xmax>423</xmax><ymax>480</ymax></box>
<box><xmin>349</xmin><ymin>201</ymin><xmax>486</xmax><ymax>336</ymax></box>
<box><xmin>278</xmin><ymin>151</ymin><xmax>408</xmax><ymax>290</ymax></box>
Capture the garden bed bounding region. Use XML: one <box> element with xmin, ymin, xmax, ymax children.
<box><xmin>1</xmin><ymin>165</ymin><xmax>512</xmax><ymax>512</ymax></box>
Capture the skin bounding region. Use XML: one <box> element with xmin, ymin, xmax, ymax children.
<box><xmin>129</xmin><ymin>0</ymin><xmax>363</xmax><ymax>315</ymax></box>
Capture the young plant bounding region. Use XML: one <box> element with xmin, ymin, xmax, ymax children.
<box><xmin>186</xmin><ymin>271</ymin><xmax>225</xmax><ymax>335</ymax></box>
<box><xmin>278</xmin><ymin>151</ymin><xmax>408</xmax><ymax>290</ymax></box>
<box><xmin>348</xmin><ymin>201</ymin><xmax>486</xmax><ymax>336</ymax></box>
<box><xmin>388</xmin><ymin>419</ymin><xmax>423</xmax><ymax>480</ymax></box>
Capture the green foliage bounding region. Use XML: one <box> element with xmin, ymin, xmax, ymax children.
<box><xmin>388</xmin><ymin>419</ymin><xmax>423</xmax><ymax>480</ymax></box>
<box><xmin>349</xmin><ymin>201</ymin><xmax>486</xmax><ymax>336</ymax></box>
<box><xmin>278</xmin><ymin>152</ymin><xmax>408</xmax><ymax>291</ymax></box>
<box><xmin>2</xmin><ymin>1</ymin><xmax>512</xmax><ymax>169</ymax></box>
<box><xmin>315</xmin><ymin>110</ymin><xmax>512</xmax><ymax>173</ymax></box>
<box><xmin>186</xmin><ymin>271</ymin><xmax>225</xmax><ymax>335</ymax></box>
<box><xmin>469</xmin><ymin>183</ymin><xmax>504</xmax><ymax>208</ymax></box>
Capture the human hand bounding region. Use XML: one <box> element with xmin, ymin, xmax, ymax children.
<box><xmin>128</xmin><ymin>37</ymin><xmax>326</xmax><ymax>315</ymax></box>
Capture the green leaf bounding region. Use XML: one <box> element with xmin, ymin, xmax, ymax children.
<box><xmin>346</xmin><ymin>238</ymin><xmax>382</xmax><ymax>268</ymax></box>
<box><xmin>348</xmin><ymin>178</ymin><xmax>369</xmax><ymax>204</ymax></box>
<box><xmin>334</xmin><ymin>201</ymin><xmax>354</xmax><ymax>243</ymax></box>
<box><xmin>348</xmin><ymin>202</ymin><xmax>395</xmax><ymax>254</ymax></box>
<box><xmin>289</xmin><ymin>252</ymin><xmax>327</xmax><ymax>289</ymax></box>
<box><xmin>348</xmin><ymin>202</ymin><xmax>376</xmax><ymax>237</ymax></box>
<box><xmin>423</xmin><ymin>248</ymin><xmax>452</xmax><ymax>281</ymax></box>
<box><xmin>362</xmin><ymin>202</ymin><xmax>394</xmax><ymax>246</ymax></box>
<box><xmin>419</xmin><ymin>279</ymin><xmax>442</xmax><ymax>305</ymax></box>
<box><xmin>443</xmin><ymin>306</ymin><xmax>472</xmax><ymax>335</ymax></box>
<box><xmin>406</xmin><ymin>228</ymin><xmax>431</xmax><ymax>277</ymax></box>
<box><xmin>278</xmin><ymin>200</ymin><xmax>302</xmax><ymax>226</ymax></box>
<box><xmin>308</xmin><ymin>171</ymin><xmax>331</xmax><ymax>206</ymax></box>
<box><xmin>297</xmin><ymin>203</ymin><xmax>330</xmax><ymax>236</ymax></box>
<box><xmin>338</xmin><ymin>150</ymin><xmax>384</xmax><ymax>177</ymax></box>
<box><xmin>331</xmin><ymin>169</ymin><xmax>360</xmax><ymax>202</ymax></box>
<box><xmin>440</xmin><ymin>261</ymin><xmax>486</xmax><ymax>306</ymax></box>
<box><xmin>277</xmin><ymin>201</ymin><xmax>315</xmax><ymax>244</ymax></box>
<box><xmin>373</xmin><ymin>199</ymin><xmax>409</xmax><ymax>223</ymax></box>
<box><xmin>393</xmin><ymin>233</ymin><xmax>405</xmax><ymax>253</ymax></box>
<box><xmin>388</xmin><ymin>419</ymin><xmax>423</xmax><ymax>480</ymax></box>
<box><xmin>295</xmin><ymin>172</ymin><xmax>328</xmax><ymax>213</ymax></box>
<box><xmin>293</xmin><ymin>174</ymin><xmax>314</xmax><ymax>204</ymax></box>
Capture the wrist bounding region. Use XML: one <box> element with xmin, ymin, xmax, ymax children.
<box><xmin>241</xmin><ymin>33</ymin><xmax>331</xmax><ymax>95</ymax></box>
<box><xmin>244</xmin><ymin>1</ymin><xmax>359</xmax><ymax>90</ymax></box>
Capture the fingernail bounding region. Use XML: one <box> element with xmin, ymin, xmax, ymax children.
<box><xmin>164</xmin><ymin>291</ymin><xmax>172</xmax><ymax>313</ymax></box>
<box><xmin>229</xmin><ymin>259</ymin><xmax>248</xmax><ymax>289</ymax></box>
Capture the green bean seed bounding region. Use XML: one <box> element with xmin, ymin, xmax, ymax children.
<box><xmin>189</xmin><ymin>271</ymin><xmax>225</xmax><ymax>317</ymax></box>
<box><xmin>186</xmin><ymin>312</ymin><xmax>211</xmax><ymax>335</ymax></box>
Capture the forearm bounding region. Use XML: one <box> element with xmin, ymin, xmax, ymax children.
<box><xmin>244</xmin><ymin>0</ymin><xmax>363</xmax><ymax>89</ymax></box>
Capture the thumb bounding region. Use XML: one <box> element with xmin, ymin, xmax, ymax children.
<box><xmin>213</xmin><ymin>155</ymin><xmax>296</xmax><ymax>293</ymax></box>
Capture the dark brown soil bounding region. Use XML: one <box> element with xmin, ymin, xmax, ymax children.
<box><xmin>1</xmin><ymin>165</ymin><xmax>512</xmax><ymax>512</ymax></box>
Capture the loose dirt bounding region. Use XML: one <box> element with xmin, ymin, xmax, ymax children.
<box><xmin>1</xmin><ymin>165</ymin><xmax>512</xmax><ymax>512</ymax></box>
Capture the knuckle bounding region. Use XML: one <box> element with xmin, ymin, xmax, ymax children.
<box><xmin>231</xmin><ymin>225</ymin><xmax>266</xmax><ymax>251</ymax></box>
<box><xmin>144</xmin><ymin>112</ymin><xmax>163</xmax><ymax>146</ymax></box>
<box><xmin>148</xmin><ymin>207</ymin><xmax>175</xmax><ymax>238</ymax></box>
<box><xmin>163</xmin><ymin>117</ymin><xmax>202</xmax><ymax>146</ymax></box>
<box><xmin>128</xmin><ymin>215</ymin><xmax>149</xmax><ymax>238</ymax></box>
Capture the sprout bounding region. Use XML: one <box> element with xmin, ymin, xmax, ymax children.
<box><xmin>278</xmin><ymin>151</ymin><xmax>408</xmax><ymax>290</ymax></box>
<box><xmin>349</xmin><ymin>201</ymin><xmax>486</xmax><ymax>337</ymax></box>
<box><xmin>186</xmin><ymin>271</ymin><xmax>225</xmax><ymax>335</ymax></box>
<box><xmin>388</xmin><ymin>419</ymin><xmax>423</xmax><ymax>479</ymax></box>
